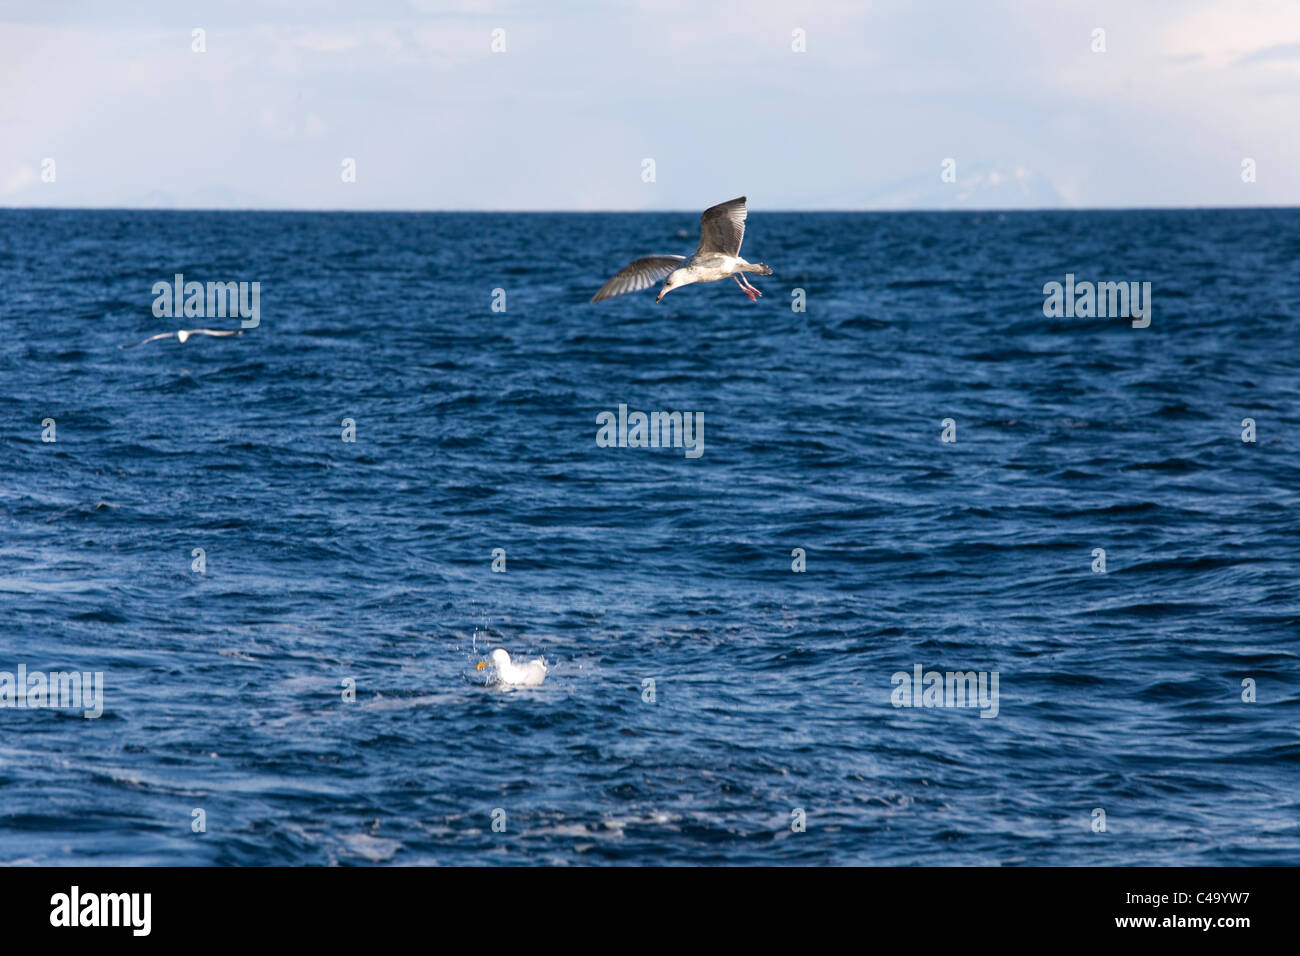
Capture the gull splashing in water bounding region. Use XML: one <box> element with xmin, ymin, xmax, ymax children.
<box><xmin>480</xmin><ymin>648</ymin><xmax>547</xmax><ymax>687</ymax></box>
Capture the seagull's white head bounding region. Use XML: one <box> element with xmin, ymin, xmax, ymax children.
<box><xmin>491</xmin><ymin>649</ymin><xmax>511</xmax><ymax>669</ymax></box>
<box><xmin>655</xmin><ymin>267</ymin><xmax>696</xmax><ymax>300</ymax></box>
<box><xmin>176</xmin><ymin>330</ymin><xmax>191</xmax><ymax>343</ymax></box>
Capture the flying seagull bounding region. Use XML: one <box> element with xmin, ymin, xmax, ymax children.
<box><xmin>592</xmin><ymin>196</ymin><xmax>773</xmax><ymax>303</ymax></box>
<box><xmin>119</xmin><ymin>329</ymin><xmax>244</xmax><ymax>349</ymax></box>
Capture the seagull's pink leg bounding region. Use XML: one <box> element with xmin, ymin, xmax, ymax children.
<box><xmin>732</xmin><ymin>274</ymin><xmax>758</xmax><ymax>301</ymax></box>
<box><xmin>738</xmin><ymin>273</ymin><xmax>763</xmax><ymax>297</ymax></box>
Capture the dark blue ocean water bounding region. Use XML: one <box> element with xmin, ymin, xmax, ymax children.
<box><xmin>1</xmin><ymin>207</ymin><xmax>1297</xmax><ymax>865</ymax></box>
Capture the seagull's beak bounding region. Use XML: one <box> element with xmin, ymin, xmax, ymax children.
<box><xmin>476</xmin><ymin>661</ymin><xmax>487</xmax><ymax>671</ymax></box>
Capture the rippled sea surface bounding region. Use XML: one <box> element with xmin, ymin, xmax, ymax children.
<box><xmin>1</xmin><ymin>208</ymin><xmax>1297</xmax><ymax>865</ymax></box>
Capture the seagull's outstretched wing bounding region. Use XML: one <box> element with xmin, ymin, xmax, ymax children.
<box><xmin>696</xmin><ymin>197</ymin><xmax>747</xmax><ymax>257</ymax></box>
<box><xmin>119</xmin><ymin>331</ymin><xmax>176</xmax><ymax>349</ymax></box>
<box><xmin>591</xmin><ymin>255</ymin><xmax>685</xmax><ymax>302</ymax></box>
<box><xmin>176</xmin><ymin>328</ymin><xmax>244</xmax><ymax>343</ymax></box>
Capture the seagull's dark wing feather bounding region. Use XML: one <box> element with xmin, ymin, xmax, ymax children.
<box><xmin>696</xmin><ymin>197</ymin><xmax>747</xmax><ymax>257</ymax></box>
<box><xmin>591</xmin><ymin>255</ymin><xmax>685</xmax><ymax>302</ymax></box>
<box><xmin>119</xmin><ymin>331</ymin><xmax>175</xmax><ymax>349</ymax></box>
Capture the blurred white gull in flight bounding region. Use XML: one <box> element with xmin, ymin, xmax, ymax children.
<box><xmin>120</xmin><ymin>328</ymin><xmax>243</xmax><ymax>349</ymax></box>
<box><xmin>490</xmin><ymin>648</ymin><xmax>547</xmax><ymax>687</ymax></box>
<box><xmin>592</xmin><ymin>197</ymin><xmax>773</xmax><ymax>304</ymax></box>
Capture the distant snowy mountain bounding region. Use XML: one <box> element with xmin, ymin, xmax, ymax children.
<box><xmin>862</xmin><ymin>163</ymin><xmax>1065</xmax><ymax>210</ymax></box>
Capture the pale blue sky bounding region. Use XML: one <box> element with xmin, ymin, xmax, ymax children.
<box><xmin>2</xmin><ymin>0</ymin><xmax>1298</xmax><ymax>209</ymax></box>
